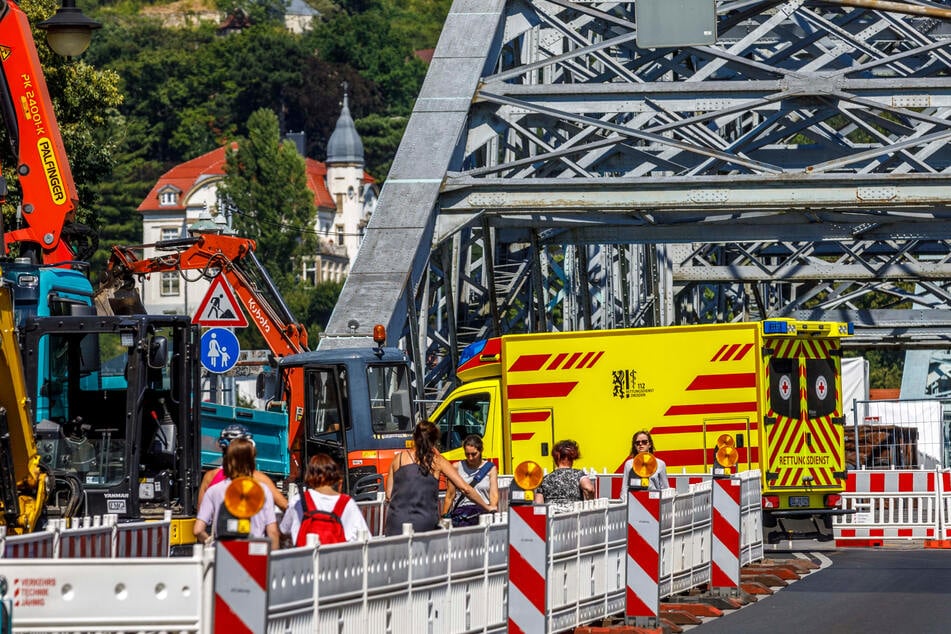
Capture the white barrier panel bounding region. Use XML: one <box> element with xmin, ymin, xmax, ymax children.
<box><xmin>664</xmin><ymin>480</ymin><xmax>713</xmax><ymax>597</ymax></box>
<box><xmin>1</xmin><ymin>515</ymin><xmax>173</xmax><ymax>559</ymax></box>
<box><xmin>265</xmin><ymin>545</ymin><xmax>317</xmax><ymax>633</ymax></box>
<box><xmin>739</xmin><ymin>471</ymin><xmax>765</xmax><ymax>566</ymax></box>
<box><xmin>834</xmin><ymin>468</ymin><xmax>942</xmax><ymax>546</ymax></box>
<box><xmin>547</xmin><ymin>499</ymin><xmax>627</xmax><ymax>632</ymax></box>
<box><xmin>2</xmin><ymin>546</ymin><xmax>209</xmax><ymax>632</ymax></box>
<box><xmin>0</xmin><ymin>526</ymin><xmax>55</xmax><ymax>559</ymax></box>
<box><xmin>266</xmin><ymin>515</ymin><xmax>509</xmax><ymax>634</ymax></box>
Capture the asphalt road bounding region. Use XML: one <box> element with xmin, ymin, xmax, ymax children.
<box><xmin>689</xmin><ymin>547</ymin><xmax>951</xmax><ymax>633</ymax></box>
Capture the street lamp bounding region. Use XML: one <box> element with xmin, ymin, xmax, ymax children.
<box><xmin>38</xmin><ymin>0</ymin><xmax>101</xmax><ymax>58</ymax></box>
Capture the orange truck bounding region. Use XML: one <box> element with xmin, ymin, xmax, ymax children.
<box><xmin>431</xmin><ymin>319</ymin><xmax>852</xmax><ymax>533</ymax></box>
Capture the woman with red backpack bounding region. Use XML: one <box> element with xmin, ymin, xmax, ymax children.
<box><xmin>280</xmin><ymin>454</ymin><xmax>369</xmax><ymax>546</ymax></box>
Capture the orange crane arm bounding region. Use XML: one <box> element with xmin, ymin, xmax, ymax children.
<box><xmin>101</xmin><ymin>233</ymin><xmax>308</xmax><ymax>356</ymax></box>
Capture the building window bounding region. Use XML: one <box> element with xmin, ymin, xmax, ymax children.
<box><xmin>160</xmin><ymin>272</ymin><xmax>180</xmax><ymax>296</ymax></box>
<box><xmin>160</xmin><ymin>227</ymin><xmax>180</xmax><ymax>242</ymax></box>
<box><xmin>336</xmin><ymin>225</ymin><xmax>345</xmax><ymax>246</ymax></box>
<box><xmin>159</xmin><ymin>190</ymin><xmax>178</xmax><ymax>206</ymax></box>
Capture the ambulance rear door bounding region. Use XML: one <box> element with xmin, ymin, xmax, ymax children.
<box><xmin>763</xmin><ymin>339</ymin><xmax>844</xmax><ymax>504</ymax></box>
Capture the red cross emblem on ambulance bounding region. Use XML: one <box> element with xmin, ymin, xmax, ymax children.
<box><xmin>815</xmin><ymin>375</ymin><xmax>828</xmax><ymax>400</ymax></box>
<box><xmin>779</xmin><ymin>374</ymin><xmax>792</xmax><ymax>400</ymax></box>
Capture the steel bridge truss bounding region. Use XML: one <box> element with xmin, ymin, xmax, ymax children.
<box><xmin>323</xmin><ymin>0</ymin><xmax>951</xmax><ymax>398</ymax></box>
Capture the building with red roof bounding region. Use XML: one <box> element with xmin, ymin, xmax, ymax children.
<box><xmin>137</xmin><ymin>96</ymin><xmax>376</xmax><ymax>316</ymax></box>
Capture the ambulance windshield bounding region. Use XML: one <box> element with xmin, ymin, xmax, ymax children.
<box><xmin>434</xmin><ymin>393</ymin><xmax>490</xmax><ymax>451</ymax></box>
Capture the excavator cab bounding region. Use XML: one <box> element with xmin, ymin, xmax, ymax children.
<box><xmin>283</xmin><ymin>346</ymin><xmax>417</xmax><ymax>499</ymax></box>
<box><xmin>21</xmin><ymin>314</ymin><xmax>201</xmax><ymax>522</ymax></box>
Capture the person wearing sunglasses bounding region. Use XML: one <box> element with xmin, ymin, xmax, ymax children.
<box><xmin>624</xmin><ymin>430</ymin><xmax>668</xmax><ymax>490</ymax></box>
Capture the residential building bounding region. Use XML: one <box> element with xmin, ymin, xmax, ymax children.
<box><xmin>136</xmin><ymin>99</ymin><xmax>376</xmax><ymax>316</ymax></box>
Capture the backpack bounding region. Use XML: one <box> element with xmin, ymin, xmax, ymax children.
<box><xmin>296</xmin><ymin>490</ymin><xmax>350</xmax><ymax>546</ymax></box>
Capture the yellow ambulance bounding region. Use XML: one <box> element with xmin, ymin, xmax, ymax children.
<box><xmin>431</xmin><ymin>319</ymin><xmax>852</xmax><ymax>527</ymax></box>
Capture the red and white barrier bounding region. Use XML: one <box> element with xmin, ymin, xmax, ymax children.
<box><xmin>508</xmin><ymin>504</ymin><xmax>548</xmax><ymax>633</ymax></box>
<box><xmin>0</xmin><ymin>527</ymin><xmax>54</xmax><ymax>559</ymax></box>
<box><xmin>710</xmin><ymin>476</ymin><xmax>741</xmax><ymax>595</ymax></box>
<box><xmin>56</xmin><ymin>517</ymin><xmax>113</xmax><ymax>559</ymax></box>
<box><xmin>115</xmin><ymin>518</ymin><xmax>171</xmax><ymax>557</ymax></box>
<box><xmin>214</xmin><ymin>539</ymin><xmax>270</xmax><ymax>634</ymax></box>
<box><xmin>625</xmin><ymin>488</ymin><xmax>662</xmax><ymax>628</ymax></box>
<box><xmin>834</xmin><ymin>469</ymin><xmax>942</xmax><ymax>547</ymax></box>
<box><xmin>1</xmin><ymin>514</ymin><xmax>173</xmax><ymax>559</ymax></box>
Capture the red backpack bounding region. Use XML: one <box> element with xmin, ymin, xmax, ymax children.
<box><xmin>296</xmin><ymin>490</ymin><xmax>350</xmax><ymax>546</ymax></box>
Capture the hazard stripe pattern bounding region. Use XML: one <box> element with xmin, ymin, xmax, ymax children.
<box><xmin>711</xmin><ymin>479</ymin><xmax>741</xmax><ymax>590</ymax></box>
<box><xmin>214</xmin><ymin>540</ymin><xmax>269</xmax><ymax>634</ymax></box>
<box><xmin>663</xmin><ymin>340</ymin><xmax>757</xmax><ymax>417</ymax></box>
<box><xmin>508</xmin><ymin>505</ymin><xmax>548</xmax><ymax>633</ymax></box>
<box><xmin>626</xmin><ymin>489</ymin><xmax>660</xmax><ymax>623</ymax></box>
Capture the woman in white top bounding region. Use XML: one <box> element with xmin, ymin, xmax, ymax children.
<box><xmin>442</xmin><ymin>435</ymin><xmax>499</xmax><ymax>526</ymax></box>
<box><xmin>624</xmin><ymin>430</ymin><xmax>669</xmax><ymax>490</ymax></box>
<box><xmin>280</xmin><ymin>453</ymin><xmax>369</xmax><ymax>544</ymax></box>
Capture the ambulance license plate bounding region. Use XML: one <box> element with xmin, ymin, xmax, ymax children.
<box><xmin>789</xmin><ymin>496</ymin><xmax>810</xmax><ymax>508</ymax></box>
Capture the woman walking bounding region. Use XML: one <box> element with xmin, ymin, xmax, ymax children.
<box><xmin>385</xmin><ymin>421</ymin><xmax>497</xmax><ymax>536</ymax></box>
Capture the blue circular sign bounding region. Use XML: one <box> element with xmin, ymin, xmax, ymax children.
<box><xmin>201</xmin><ymin>327</ymin><xmax>240</xmax><ymax>374</ymax></box>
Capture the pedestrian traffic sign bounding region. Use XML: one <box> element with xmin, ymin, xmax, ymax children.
<box><xmin>201</xmin><ymin>327</ymin><xmax>240</xmax><ymax>374</ymax></box>
<box><xmin>194</xmin><ymin>275</ymin><xmax>248</xmax><ymax>327</ymax></box>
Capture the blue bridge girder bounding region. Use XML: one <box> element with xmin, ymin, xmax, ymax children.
<box><xmin>320</xmin><ymin>0</ymin><xmax>951</xmax><ymax>399</ymax></box>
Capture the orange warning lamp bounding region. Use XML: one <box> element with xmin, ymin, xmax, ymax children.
<box><xmin>715</xmin><ymin>434</ymin><xmax>739</xmax><ymax>474</ymax></box>
<box><xmin>220</xmin><ymin>477</ymin><xmax>265</xmax><ymax>536</ymax></box>
<box><xmin>372</xmin><ymin>324</ymin><xmax>386</xmax><ymax>356</ymax></box>
<box><xmin>630</xmin><ymin>452</ymin><xmax>658</xmax><ymax>489</ymax></box>
<box><xmin>514</xmin><ymin>460</ymin><xmax>545</xmax><ymax>491</ymax></box>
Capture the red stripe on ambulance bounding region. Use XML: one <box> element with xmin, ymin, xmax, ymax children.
<box><xmin>664</xmin><ymin>402</ymin><xmax>757</xmax><ymax>416</ymax></box>
<box><xmin>686</xmin><ymin>373</ymin><xmax>756</xmax><ymax>390</ymax></box>
<box><xmin>508</xmin><ymin>382</ymin><xmax>577</xmax><ymax>399</ymax></box>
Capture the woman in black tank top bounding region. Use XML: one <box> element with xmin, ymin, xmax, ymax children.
<box><xmin>384</xmin><ymin>421</ymin><xmax>498</xmax><ymax>536</ymax></box>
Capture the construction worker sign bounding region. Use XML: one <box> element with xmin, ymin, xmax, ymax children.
<box><xmin>201</xmin><ymin>328</ymin><xmax>240</xmax><ymax>374</ymax></box>
<box><xmin>194</xmin><ymin>276</ymin><xmax>248</xmax><ymax>327</ymax></box>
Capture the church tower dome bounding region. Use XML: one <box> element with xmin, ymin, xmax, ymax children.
<box><xmin>326</xmin><ymin>90</ymin><xmax>364</xmax><ymax>165</ymax></box>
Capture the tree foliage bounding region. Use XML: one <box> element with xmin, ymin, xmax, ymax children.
<box><xmin>220</xmin><ymin>108</ymin><xmax>316</xmax><ymax>283</ymax></box>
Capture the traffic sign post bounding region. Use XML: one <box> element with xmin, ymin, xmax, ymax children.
<box><xmin>201</xmin><ymin>328</ymin><xmax>241</xmax><ymax>374</ymax></box>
